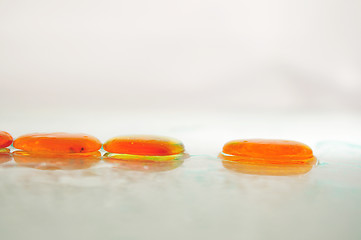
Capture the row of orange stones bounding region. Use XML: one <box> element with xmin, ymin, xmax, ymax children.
<box><xmin>1</xmin><ymin>132</ymin><xmax>316</xmax><ymax>175</ymax></box>
<box><xmin>11</xmin><ymin>133</ymin><xmax>187</xmax><ymax>170</ymax></box>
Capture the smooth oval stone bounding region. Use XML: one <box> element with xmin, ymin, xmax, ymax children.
<box><xmin>103</xmin><ymin>135</ymin><xmax>185</xmax><ymax>156</ymax></box>
<box><xmin>220</xmin><ymin>139</ymin><xmax>316</xmax><ymax>176</ymax></box>
<box><xmin>13</xmin><ymin>151</ymin><xmax>101</xmax><ymax>170</ymax></box>
<box><xmin>0</xmin><ymin>131</ymin><xmax>13</xmax><ymax>148</ymax></box>
<box><xmin>222</xmin><ymin>139</ymin><xmax>314</xmax><ymax>160</ymax></box>
<box><xmin>13</xmin><ymin>132</ymin><xmax>102</xmax><ymax>153</ymax></box>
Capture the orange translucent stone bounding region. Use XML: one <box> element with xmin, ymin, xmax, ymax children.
<box><xmin>222</xmin><ymin>139</ymin><xmax>314</xmax><ymax>161</ymax></box>
<box><xmin>103</xmin><ymin>135</ymin><xmax>185</xmax><ymax>156</ymax></box>
<box><xmin>13</xmin><ymin>151</ymin><xmax>101</xmax><ymax>170</ymax></box>
<box><xmin>0</xmin><ymin>131</ymin><xmax>13</xmax><ymax>148</ymax></box>
<box><xmin>220</xmin><ymin>139</ymin><xmax>316</xmax><ymax>176</ymax></box>
<box><xmin>13</xmin><ymin>132</ymin><xmax>102</xmax><ymax>153</ymax></box>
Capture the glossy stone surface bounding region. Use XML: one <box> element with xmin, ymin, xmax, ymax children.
<box><xmin>222</xmin><ymin>139</ymin><xmax>314</xmax><ymax>160</ymax></box>
<box><xmin>220</xmin><ymin>139</ymin><xmax>316</xmax><ymax>176</ymax></box>
<box><xmin>0</xmin><ymin>131</ymin><xmax>13</xmax><ymax>148</ymax></box>
<box><xmin>13</xmin><ymin>133</ymin><xmax>102</xmax><ymax>153</ymax></box>
<box><xmin>103</xmin><ymin>135</ymin><xmax>185</xmax><ymax>156</ymax></box>
<box><xmin>13</xmin><ymin>151</ymin><xmax>101</xmax><ymax>170</ymax></box>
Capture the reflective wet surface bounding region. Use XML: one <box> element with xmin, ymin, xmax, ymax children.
<box><xmin>0</xmin><ymin>142</ymin><xmax>360</xmax><ymax>240</ymax></box>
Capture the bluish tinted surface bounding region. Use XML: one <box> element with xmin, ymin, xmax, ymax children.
<box><xmin>0</xmin><ymin>142</ymin><xmax>360</xmax><ymax>240</ymax></box>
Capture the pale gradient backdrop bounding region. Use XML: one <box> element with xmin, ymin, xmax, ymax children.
<box><xmin>1</xmin><ymin>0</ymin><xmax>361</xmax><ymax>112</ymax></box>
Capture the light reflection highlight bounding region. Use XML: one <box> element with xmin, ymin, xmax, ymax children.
<box><xmin>103</xmin><ymin>153</ymin><xmax>188</xmax><ymax>172</ymax></box>
<box><xmin>13</xmin><ymin>151</ymin><xmax>101</xmax><ymax>170</ymax></box>
<box><xmin>219</xmin><ymin>153</ymin><xmax>317</xmax><ymax>176</ymax></box>
<box><xmin>0</xmin><ymin>148</ymin><xmax>12</xmax><ymax>164</ymax></box>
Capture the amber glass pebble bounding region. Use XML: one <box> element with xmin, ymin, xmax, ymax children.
<box><xmin>220</xmin><ymin>139</ymin><xmax>316</xmax><ymax>176</ymax></box>
<box><xmin>222</xmin><ymin>139</ymin><xmax>314</xmax><ymax>160</ymax></box>
<box><xmin>0</xmin><ymin>131</ymin><xmax>13</xmax><ymax>148</ymax></box>
<box><xmin>103</xmin><ymin>135</ymin><xmax>185</xmax><ymax>156</ymax></box>
<box><xmin>13</xmin><ymin>132</ymin><xmax>102</xmax><ymax>154</ymax></box>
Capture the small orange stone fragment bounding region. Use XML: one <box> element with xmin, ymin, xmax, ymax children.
<box><xmin>220</xmin><ymin>139</ymin><xmax>316</xmax><ymax>176</ymax></box>
<box><xmin>0</xmin><ymin>131</ymin><xmax>13</xmax><ymax>148</ymax></box>
<box><xmin>103</xmin><ymin>135</ymin><xmax>185</xmax><ymax>156</ymax></box>
<box><xmin>13</xmin><ymin>132</ymin><xmax>102</xmax><ymax>154</ymax></box>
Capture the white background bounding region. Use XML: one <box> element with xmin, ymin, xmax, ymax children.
<box><xmin>1</xmin><ymin>0</ymin><xmax>361</xmax><ymax>113</ymax></box>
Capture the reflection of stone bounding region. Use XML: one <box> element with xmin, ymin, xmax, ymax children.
<box><xmin>13</xmin><ymin>132</ymin><xmax>102</xmax><ymax>154</ymax></box>
<box><xmin>220</xmin><ymin>154</ymin><xmax>317</xmax><ymax>176</ymax></box>
<box><xmin>103</xmin><ymin>153</ymin><xmax>188</xmax><ymax>172</ymax></box>
<box><xmin>0</xmin><ymin>148</ymin><xmax>12</xmax><ymax>164</ymax></box>
<box><xmin>103</xmin><ymin>135</ymin><xmax>185</xmax><ymax>156</ymax></box>
<box><xmin>0</xmin><ymin>131</ymin><xmax>13</xmax><ymax>148</ymax></box>
<box><xmin>13</xmin><ymin>151</ymin><xmax>101</xmax><ymax>170</ymax></box>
